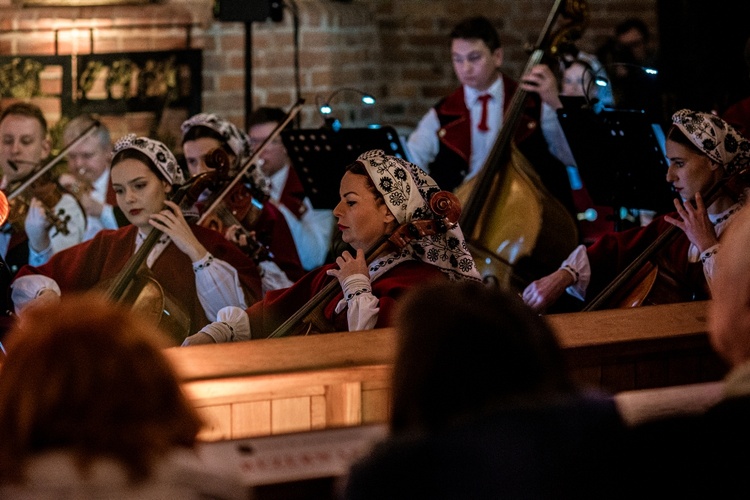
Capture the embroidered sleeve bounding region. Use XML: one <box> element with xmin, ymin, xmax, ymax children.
<box><xmin>560</xmin><ymin>244</ymin><xmax>590</xmax><ymax>301</ymax></box>
<box><xmin>333</xmin><ymin>273</ymin><xmax>379</xmax><ymax>331</ymax></box>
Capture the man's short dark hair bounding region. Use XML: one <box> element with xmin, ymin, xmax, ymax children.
<box><xmin>0</xmin><ymin>101</ymin><xmax>48</xmax><ymax>134</ymax></box>
<box><xmin>449</xmin><ymin>16</ymin><xmax>501</xmax><ymax>52</ymax></box>
<box><xmin>615</xmin><ymin>17</ymin><xmax>650</xmax><ymax>43</ymax></box>
<box><xmin>247</xmin><ymin>106</ymin><xmax>288</xmax><ymax>129</ymax></box>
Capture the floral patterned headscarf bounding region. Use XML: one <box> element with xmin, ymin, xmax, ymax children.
<box><xmin>355</xmin><ymin>149</ymin><xmax>481</xmax><ymax>282</ymax></box>
<box><xmin>112</xmin><ymin>134</ymin><xmax>185</xmax><ymax>186</ymax></box>
<box><xmin>671</xmin><ymin>109</ymin><xmax>750</xmax><ymax>175</ymax></box>
<box><xmin>180</xmin><ymin>113</ymin><xmax>270</xmax><ymax>195</ymax></box>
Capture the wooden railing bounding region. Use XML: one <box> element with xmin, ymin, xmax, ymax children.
<box><xmin>166</xmin><ymin>300</ymin><xmax>726</xmax><ymax>441</ymax></box>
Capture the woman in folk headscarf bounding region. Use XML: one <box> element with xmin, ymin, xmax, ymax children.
<box><xmin>10</xmin><ymin>135</ymin><xmax>263</xmax><ymax>344</ymax></box>
<box><xmin>183</xmin><ymin>149</ymin><xmax>481</xmax><ymax>344</ymax></box>
<box><xmin>523</xmin><ymin>109</ymin><xmax>750</xmax><ymax>312</ymax></box>
<box><xmin>180</xmin><ymin>113</ymin><xmax>305</xmax><ymax>287</ymax></box>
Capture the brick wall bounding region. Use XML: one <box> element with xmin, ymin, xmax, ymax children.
<box><xmin>0</xmin><ymin>0</ymin><xmax>659</xmax><ymax>140</ymax></box>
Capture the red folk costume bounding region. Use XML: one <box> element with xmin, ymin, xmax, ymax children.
<box><xmin>210</xmin><ymin>182</ymin><xmax>305</xmax><ymax>282</ymax></box>
<box><xmin>186</xmin><ymin>150</ymin><xmax>482</xmax><ymax>344</ymax></box>
<box><xmin>14</xmin><ymin>224</ymin><xmax>262</xmax><ymax>330</ymax></box>
<box><xmin>557</xmin><ymin>109</ymin><xmax>750</xmax><ymax>308</ymax></box>
<box><xmin>180</xmin><ymin>112</ymin><xmax>305</xmax><ymax>283</ymax></box>
<box><xmin>11</xmin><ymin>134</ymin><xmax>263</xmax><ymax>339</ymax></box>
<box><xmin>247</xmin><ymin>260</ymin><xmax>444</xmax><ymax>337</ymax></box>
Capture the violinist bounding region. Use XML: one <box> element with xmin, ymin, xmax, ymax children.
<box><xmin>10</xmin><ymin>135</ymin><xmax>262</xmax><ymax>335</ymax></box>
<box><xmin>0</xmin><ymin>102</ymin><xmax>87</xmax><ymax>275</ymax></box>
<box><xmin>180</xmin><ymin>113</ymin><xmax>305</xmax><ymax>292</ymax></box>
<box><xmin>58</xmin><ymin>114</ymin><xmax>127</xmax><ymax>240</ymax></box>
<box><xmin>247</xmin><ymin>107</ymin><xmax>336</xmax><ymax>271</ymax></box>
<box><xmin>405</xmin><ymin>15</ymin><xmax>576</xmax><ymax>217</ymax></box>
<box><xmin>523</xmin><ymin>109</ymin><xmax>750</xmax><ymax>313</ymax></box>
<box><xmin>182</xmin><ymin>149</ymin><xmax>481</xmax><ymax>345</ymax></box>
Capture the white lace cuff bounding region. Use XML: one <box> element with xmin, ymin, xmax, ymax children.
<box><xmin>196</xmin><ymin>306</ymin><xmax>250</xmax><ymax>343</ymax></box>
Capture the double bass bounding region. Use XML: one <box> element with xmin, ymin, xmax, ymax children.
<box><xmin>455</xmin><ymin>0</ymin><xmax>585</xmax><ymax>292</ymax></box>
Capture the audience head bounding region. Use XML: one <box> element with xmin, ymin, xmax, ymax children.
<box><xmin>62</xmin><ymin>114</ymin><xmax>112</xmax><ymax>185</ymax></box>
<box><xmin>0</xmin><ymin>102</ymin><xmax>51</xmax><ymax>183</ymax></box>
<box><xmin>389</xmin><ymin>280</ymin><xmax>574</xmax><ymax>433</ymax></box>
<box><xmin>709</xmin><ymin>205</ymin><xmax>750</xmax><ymax>367</ymax></box>
<box><xmin>449</xmin><ymin>16</ymin><xmax>503</xmax><ymax>92</ymax></box>
<box><xmin>0</xmin><ymin>292</ymin><xmax>203</xmax><ymax>484</ymax></box>
<box><xmin>246</xmin><ymin>106</ymin><xmax>291</xmax><ymax>178</ymax></box>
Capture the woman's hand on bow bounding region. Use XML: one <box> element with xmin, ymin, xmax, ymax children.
<box><xmin>522</xmin><ymin>269</ymin><xmax>574</xmax><ymax>313</ymax></box>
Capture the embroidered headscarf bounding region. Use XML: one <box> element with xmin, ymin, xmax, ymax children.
<box><xmin>355</xmin><ymin>149</ymin><xmax>481</xmax><ymax>282</ymax></box>
<box><xmin>112</xmin><ymin>134</ymin><xmax>186</xmax><ymax>186</ymax></box>
<box><xmin>671</xmin><ymin>109</ymin><xmax>750</xmax><ymax>175</ymax></box>
<box><xmin>180</xmin><ymin>113</ymin><xmax>270</xmax><ymax>195</ymax></box>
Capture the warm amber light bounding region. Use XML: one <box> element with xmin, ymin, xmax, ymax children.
<box><xmin>21</xmin><ymin>0</ymin><xmax>154</xmax><ymax>6</ymax></box>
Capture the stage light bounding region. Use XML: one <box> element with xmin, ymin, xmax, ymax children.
<box><xmin>316</xmin><ymin>87</ymin><xmax>376</xmax><ymax>128</ymax></box>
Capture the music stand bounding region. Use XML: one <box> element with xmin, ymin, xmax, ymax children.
<box><xmin>281</xmin><ymin>126</ymin><xmax>408</xmax><ymax>210</ymax></box>
<box><xmin>557</xmin><ymin>107</ymin><xmax>675</xmax><ymax>228</ymax></box>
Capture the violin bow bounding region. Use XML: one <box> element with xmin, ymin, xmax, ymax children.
<box><xmin>6</xmin><ymin>120</ymin><xmax>100</xmax><ymax>202</ymax></box>
<box><xmin>196</xmin><ymin>99</ymin><xmax>304</xmax><ymax>226</ymax></box>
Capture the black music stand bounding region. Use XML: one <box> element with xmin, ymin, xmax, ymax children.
<box><xmin>281</xmin><ymin>126</ymin><xmax>408</xmax><ymax>210</ymax></box>
<box><xmin>557</xmin><ymin>107</ymin><xmax>675</xmax><ymax>229</ymax></box>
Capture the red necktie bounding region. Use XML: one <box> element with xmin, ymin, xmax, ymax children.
<box><xmin>477</xmin><ymin>94</ymin><xmax>492</xmax><ymax>132</ymax></box>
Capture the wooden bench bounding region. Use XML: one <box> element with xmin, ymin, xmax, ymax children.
<box><xmin>166</xmin><ymin>300</ymin><xmax>726</xmax><ymax>441</ymax></box>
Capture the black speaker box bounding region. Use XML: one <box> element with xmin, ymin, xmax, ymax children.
<box><xmin>215</xmin><ymin>0</ymin><xmax>271</xmax><ymax>22</ymax></box>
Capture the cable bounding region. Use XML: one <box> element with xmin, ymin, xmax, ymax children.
<box><xmin>284</xmin><ymin>0</ymin><xmax>302</xmax><ymax>128</ymax></box>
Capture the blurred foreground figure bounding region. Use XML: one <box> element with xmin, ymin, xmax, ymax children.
<box><xmin>344</xmin><ymin>280</ymin><xmax>630</xmax><ymax>500</ymax></box>
<box><xmin>0</xmin><ymin>292</ymin><xmax>245</xmax><ymax>499</ymax></box>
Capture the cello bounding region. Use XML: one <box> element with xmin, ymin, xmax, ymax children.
<box><xmin>454</xmin><ymin>0</ymin><xmax>584</xmax><ymax>292</ymax></box>
<box><xmin>582</xmin><ymin>166</ymin><xmax>750</xmax><ymax>312</ymax></box>
<box><xmin>266</xmin><ymin>190</ymin><xmax>463</xmax><ymax>338</ymax></box>
<box><xmin>104</xmin><ymin>171</ymin><xmax>218</xmax><ymax>344</ymax></box>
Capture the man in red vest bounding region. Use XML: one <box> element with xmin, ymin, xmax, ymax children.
<box><xmin>406</xmin><ymin>15</ymin><xmax>575</xmax><ymax>216</ymax></box>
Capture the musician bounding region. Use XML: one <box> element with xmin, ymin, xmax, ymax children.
<box><xmin>522</xmin><ymin>109</ymin><xmax>750</xmax><ymax>312</ymax></box>
<box><xmin>182</xmin><ymin>149</ymin><xmax>481</xmax><ymax>345</ymax></box>
<box><xmin>58</xmin><ymin>114</ymin><xmax>127</xmax><ymax>240</ymax></box>
<box><xmin>181</xmin><ymin>112</ymin><xmax>305</xmax><ymax>291</ymax></box>
<box><xmin>405</xmin><ymin>15</ymin><xmax>576</xmax><ymax>216</ymax></box>
<box><xmin>10</xmin><ymin>135</ymin><xmax>262</xmax><ymax>340</ymax></box>
<box><xmin>247</xmin><ymin>107</ymin><xmax>336</xmax><ymax>271</ymax></box>
<box><xmin>0</xmin><ymin>102</ymin><xmax>87</xmax><ymax>275</ymax></box>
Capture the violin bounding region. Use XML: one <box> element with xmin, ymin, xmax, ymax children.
<box><xmin>5</xmin><ymin>162</ymin><xmax>73</xmax><ymax>237</ymax></box>
<box><xmin>201</xmin><ymin>147</ymin><xmax>273</xmax><ymax>263</ymax></box>
<box><xmin>194</xmin><ymin>100</ymin><xmax>304</xmax><ymax>262</ymax></box>
<box><xmin>267</xmin><ymin>190</ymin><xmax>462</xmax><ymax>339</ymax></box>
<box><xmin>3</xmin><ymin>120</ymin><xmax>100</xmax><ymax>236</ymax></box>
